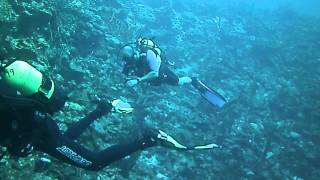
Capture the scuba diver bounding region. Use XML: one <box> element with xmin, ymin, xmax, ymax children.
<box><xmin>0</xmin><ymin>60</ymin><xmax>219</xmax><ymax>171</ymax></box>
<box><xmin>120</xmin><ymin>37</ymin><xmax>227</xmax><ymax>108</ymax></box>
<box><xmin>121</xmin><ymin>37</ymin><xmax>192</xmax><ymax>87</ymax></box>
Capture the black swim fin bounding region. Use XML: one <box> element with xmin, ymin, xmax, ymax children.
<box><xmin>191</xmin><ymin>78</ymin><xmax>226</xmax><ymax>108</ymax></box>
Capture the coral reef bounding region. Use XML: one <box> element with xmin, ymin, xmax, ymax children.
<box><xmin>0</xmin><ymin>0</ymin><xmax>16</xmax><ymax>23</ymax></box>
<box><xmin>0</xmin><ymin>0</ymin><xmax>319</xmax><ymax>179</ymax></box>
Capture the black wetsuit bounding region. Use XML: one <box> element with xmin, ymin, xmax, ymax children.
<box><xmin>0</xmin><ymin>95</ymin><xmax>156</xmax><ymax>171</ymax></box>
<box><xmin>123</xmin><ymin>52</ymin><xmax>179</xmax><ymax>86</ymax></box>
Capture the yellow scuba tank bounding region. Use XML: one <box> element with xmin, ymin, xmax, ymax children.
<box><xmin>137</xmin><ymin>38</ymin><xmax>162</xmax><ymax>56</ymax></box>
<box><xmin>2</xmin><ymin>61</ymin><xmax>54</xmax><ymax>99</ymax></box>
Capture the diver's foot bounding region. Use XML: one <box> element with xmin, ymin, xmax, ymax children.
<box><xmin>178</xmin><ymin>76</ymin><xmax>192</xmax><ymax>85</ymax></box>
<box><xmin>140</xmin><ymin>128</ymin><xmax>158</xmax><ymax>148</ymax></box>
<box><xmin>191</xmin><ymin>77</ymin><xmax>199</xmax><ymax>82</ymax></box>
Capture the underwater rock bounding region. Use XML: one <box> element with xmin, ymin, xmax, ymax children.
<box><xmin>0</xmin><ymin>0</ymin><xmax>17</xmax><ymax>23</ymax></box>
<box><xmin>249</xmin><ymin>122</ymin><xmax>264</xmax><ymax>133</ymax></box>
<box><xmin>33</xmin><ymin>158</ymin><xmax>51</xmax><ymax>173</ymax></box>
<box><xmin>156</xmin><ymin>172</ymin><xmax>169</xmax><ymax>179</ymax></box>
<box><xmin>65</xmin><ymin>102</ymin><xmax>84</xmax><ymax>111</ymax></box>
<box><xmin>10</xmin><ymin>1</ymin><xmax>54</xmax><ymax>35</ymax></box>
<box><xmin>266</xmin><ymin>151</ymin><xmax>274</xmax><ymax>159</ymax></box>
<box><xmin>4</xmin><ymin>36</ymin><xmax>38</xmax><ymax>60</ymax></box>
<box><xmin>245</xmin><ymin>170</ymin><xmax>255</xmax><ymax>176</ymax></box>
<box><xmin>289</xmin><ymin>131</ymin><xmax>301</xmax><ymax>139</ymax></box>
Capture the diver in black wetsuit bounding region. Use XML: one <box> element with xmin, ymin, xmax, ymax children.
<box><xmin>0</xmin><ymin>60</ymin><xmax>163</xmax><ymax>171</ymax></box>
<box><xmin>0</xmin><ymin>95</ymin><xmax>157</xmax><ymax>171</ymax></box>
<box><xmin>0</xmin><ymin>60</ymin><xmax>218</xmax><ymax>171</ymax></box>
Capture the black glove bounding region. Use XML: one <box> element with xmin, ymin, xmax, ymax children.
<box><xmin>88</xmin><ymin>101</ymin><xmax>113</xmax><ymax>120</ymax></box>
<box><xmin>97</xmin><ymin>101</ymin><xmax>113</xmax><ymax>113</ymax></box>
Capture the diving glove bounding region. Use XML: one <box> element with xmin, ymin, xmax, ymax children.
<box><xmin>90</xmin><ymin>98</ymin><xmax>133</xmax><ymax>114</ymax></box>
<box><xmin>111</xmin><ymin>99</ymin><xmax>134</xmax><ymax>113</ymax></box>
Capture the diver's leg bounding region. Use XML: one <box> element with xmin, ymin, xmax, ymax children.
<box><xmin>161</xmin><ymin>65</ymin><xmax>191</xmax><ymax>85</ymax></box>
<box><xmin>37</xmin><ymin>127</ymin><xmax>157</xmax><ymax>171</ymax></box>
<box><xmin>63</xmin><ymin>102</ymin><xmax>112</xmax><ymax>140</ymax></box>
<box><xmin>160</xmin><ymin>65</ymin><xmax>180</xmax><ymax>85</ymax></box>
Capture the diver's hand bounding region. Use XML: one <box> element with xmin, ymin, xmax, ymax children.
<box><xmin>126</xmin><ymin>78</ymin><xmax>139</xmax><ymax>87</ymax></box>
<box><xmin>96</xmin><ymin>101</ymin><xmax>113</xmax><ymax>113</ymax></box>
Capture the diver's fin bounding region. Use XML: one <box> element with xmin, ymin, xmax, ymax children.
<box><xmin>156</xmin><ymin>129</ymin><xmax>220</xmax><ymax>151</ymax></box>
<box><xmin>191</xmin><ymin>78</ymin><xmax>226</xmax><ymax>108</ymax></box>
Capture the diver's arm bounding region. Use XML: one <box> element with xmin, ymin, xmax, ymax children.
<box><xmin>122</xmin><ymin>62</ymin><xmax>134</xmax><ymax>75</ymax></box>
<box><xmin>138</xmin><ymin>49</ymin><xmax>161</xmax><ymax>82</ymax></box>
<box><xmin>138</xmin><ymin>70</ymin><xmax>159</xmax><ymax>82</ymax></box>
<box><xmin>63</xmin><ymin>101</ymin><xmax>113</xmax><ymax>140</ymax></box>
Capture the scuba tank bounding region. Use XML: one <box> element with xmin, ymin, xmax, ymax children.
<box><xmin>0</xmin><ymin>61</ymin><xmax>67</xmax><ymax>114</ymax></box>
<box><xmin>137</xmin><ymin>37</ymin><xmax>176</xmax><ymax>68</ymax></box>
<box><xmin>137</xmin><ymin>37</ymin><xmax>162</xmax><ymax>57</ymax></box>
<box><xmin>2</xmin><ymin>60</ymin><xmax>54</xmax><ymax>98</ymax></box>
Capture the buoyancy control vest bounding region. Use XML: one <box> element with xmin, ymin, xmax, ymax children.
<box><xmin>137</xmin><ymin>37</ymin><xmax>162</xmax><ymax>57</ymax></box>
<box><xmin>136</xmin><ymin>37</ymin><xmax>176</xmax><ymax>67</ymax></box>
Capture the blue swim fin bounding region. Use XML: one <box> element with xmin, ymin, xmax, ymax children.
<box><xmin>191</xmin><ymin>78</ymin><xmax>226</xmax><ymax>108</ymax></box>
